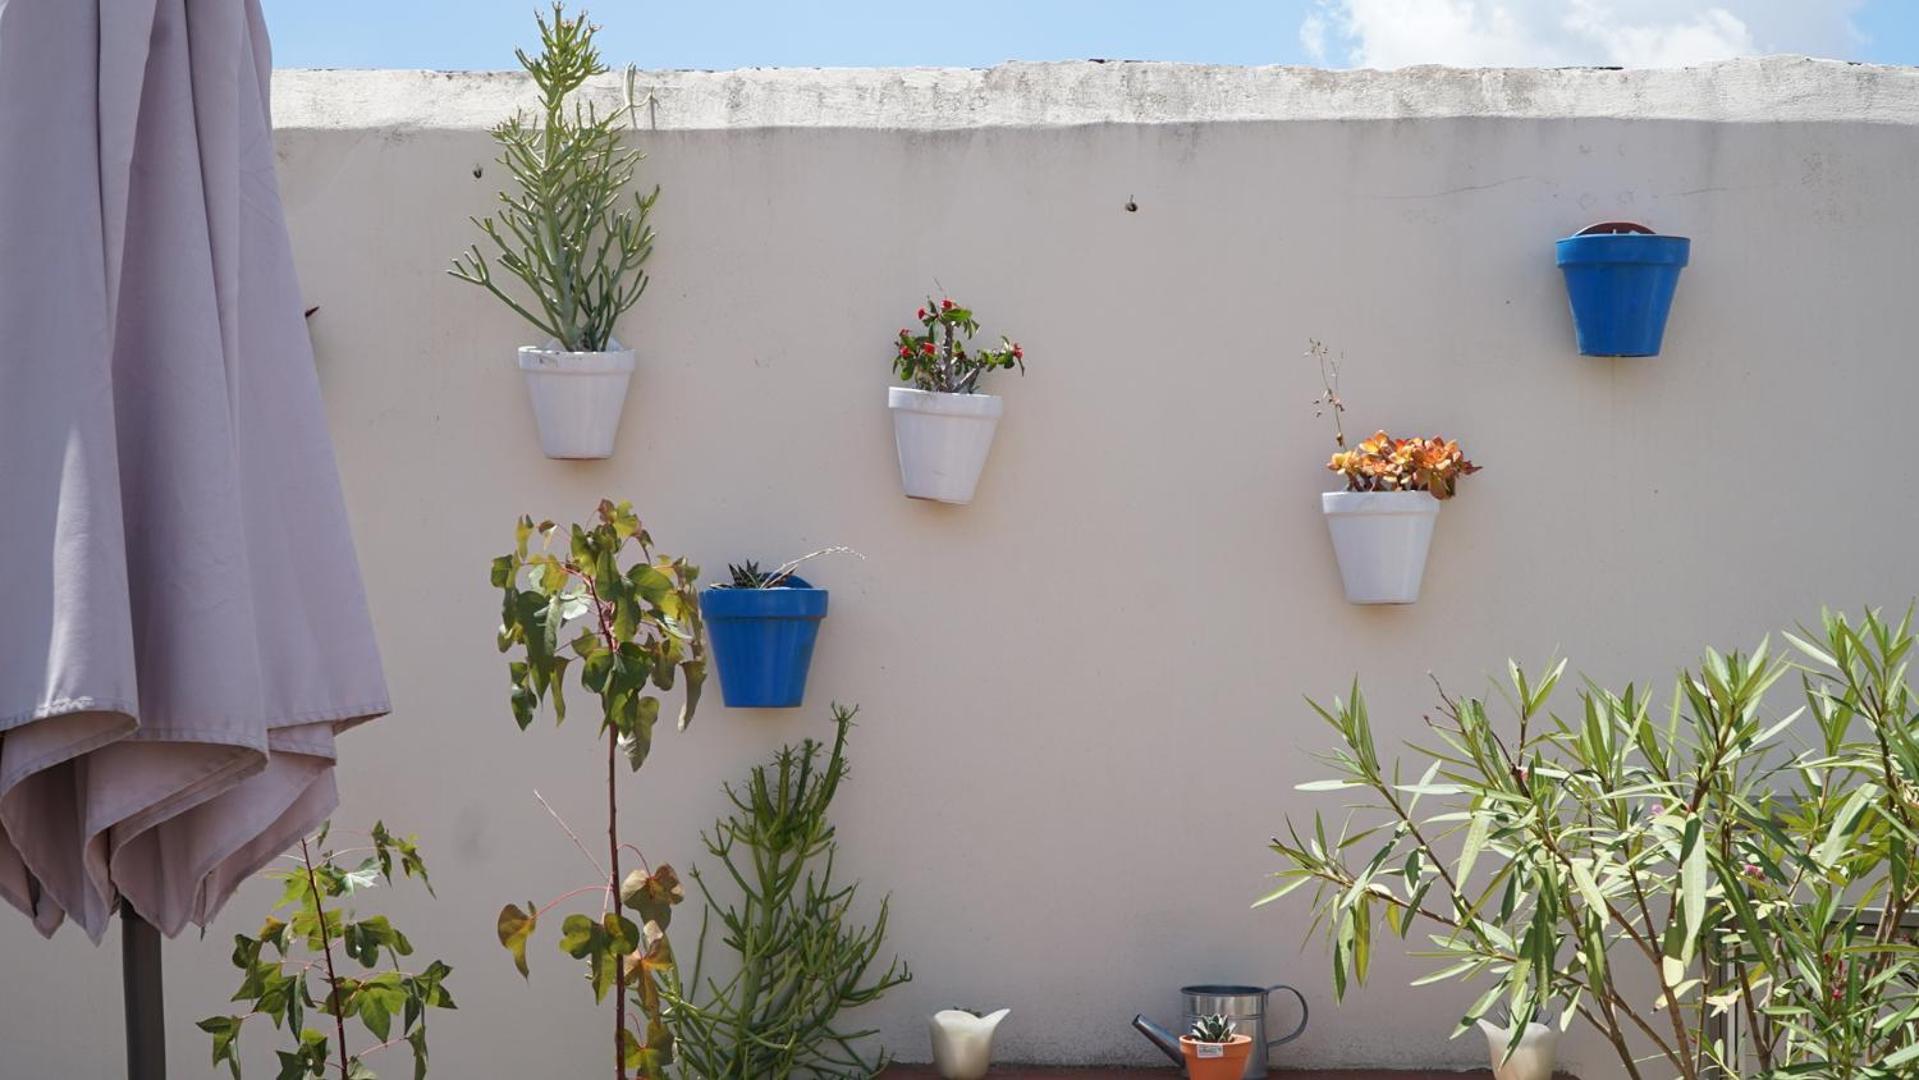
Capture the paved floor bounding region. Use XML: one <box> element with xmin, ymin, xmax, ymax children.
<box><xmin>884</xmin><ymin>1069</ymin><xmax>1581</xmax><ymax>1079</ymax></box>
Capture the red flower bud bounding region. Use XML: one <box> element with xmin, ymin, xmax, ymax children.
<box><xmin>916</xmin><ymin>308</ymin><xmax>926</xmax><ymax>319</ymax></box>
<box><xmin>1012</xmin><ymin>344</ymin><xmax>1023</xmax><ymax>358</ymax></box>
<box><xmin>899</xmin><ymin>347</ymin><xmax>911</xmax><ymax>358</ymax></box>
<box><xmin>920</xmin><ymin>341</ymin><xmax>935</xmax><ymax>355</ymax></box>
<box><xmin>940</xmin><ymin>298</ymin><xmax>954</xmax><ymax>310</ymax></box>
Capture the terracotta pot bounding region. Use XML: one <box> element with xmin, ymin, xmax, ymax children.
<box><xmin>1180</xmin><ymin>1034</ymin><xmax>1253</xmax><ymax>1080</ymax></box>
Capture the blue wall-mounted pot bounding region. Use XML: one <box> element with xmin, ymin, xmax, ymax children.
<box><xmin>700</xmin><ymin>576</ymin><xmax>828</xmax><ymax>709</ymax></box>
<box><xmin>1555</xmin><ymin>222</ymin><xmax>1691</xmax><ymax>357</ymax></box>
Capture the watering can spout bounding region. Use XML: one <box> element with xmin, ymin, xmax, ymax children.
<box><xmin>1131</xmin><ymin>1014</ymin><xmax>1186</xmax><ymax>1066</ymax></box>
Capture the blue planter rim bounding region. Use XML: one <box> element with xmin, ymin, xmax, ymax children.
<box><xmin>700</xmin><ymin>576</ymin><xmax>828</xmax><ymax>619</ymax></box>
<box><xmin>1556</xmin><ymin>232</ymin><xmax>1690</xmax><ymax>268</ymax></box>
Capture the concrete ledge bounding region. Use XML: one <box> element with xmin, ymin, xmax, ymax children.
<box><xmin>272</xmin><ymin>56</ymin><xmax>1919</xmax><ymax>133</ymax></box>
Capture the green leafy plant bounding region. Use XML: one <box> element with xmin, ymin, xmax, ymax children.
<box><xmin>198</xmin><ymin>823</ymin><xmax>453</xmax><ymax>1080</ymax></box>
<box><xmin>662</xmin><ymin>704</ymin><xmax>912</xmax><ymax>1078</ymax></box>
<box><xmin>1263</xmin><ymin>608</ymin><xmax>1919</xmax><ymax>1080</ymax></box>
<box><xmin>714</xmin><ymin>548</ymin><xmax>862</xmax><ymax>590</ymax></box>
<box><xmin>1188</xmin><ymin>1014</ymin><xmax>1237</xmax><ymax>1045</ymax></box>
<box><xmin>492</xmin><ymin>500</ymin><xmax>707</xmax><ymax>1080</ymax></box>
<box><xmin>450</xmin><ymin>3</ymin><xmax>657</xmax><ymax>352</ymax></box>
<box><xmin>892</xmin><ymin>296</ymin><xmax>1024</xmax><ymax>395</ymax></box>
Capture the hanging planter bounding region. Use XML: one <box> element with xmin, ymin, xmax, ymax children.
<box><xmin>518</xmin><ymin>339</ymin><xmax>634</xmax><ymax>459</ymax></box>
<box><xmin>1309</xmin><ymin>342</ymin><xmax>1478</xmax><ymax>606</ymax></box>
<box><xmin>450</xmin><ymin>17</ymin><xmax>660</xmax><ymax>460</ymax></box>
<box><xmin>702</xmin><ymin>579</ymin><xmax>826</xmax><ymax>708</ymax></box>
<box><xmin>889</xmin><ymin>388</ymin><xmax>1004</xmax><ymax>504</ymax></box>
<box><xmin>1322</xmin><ymin>490</ymin><xmax>1442</xmax><ymax>605</ymax></box>
<box><xmin>699</xmin><ymin>550</ymin><xmax>857</xmax><ymax>709</ymax></box>
<box><xmin>887</xmin><ymin>296</ymin><xmax>1025</xmax><ymax>505</ymax></box>
<box><xmin>1555</xmin><ymin>221</ymin><xmax>1690</xmax><ymax>357</ymax></box>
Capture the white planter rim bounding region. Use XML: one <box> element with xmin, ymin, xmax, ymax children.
<box><xmin>1322</xmin><ymin>489</ymin><xmax>1443</xmax><ymax>516</ymax></box>
<box><xmin>518</xmin><ymin>340</ymin><xmax>635</xmax><ymax>375</ymax></box>
<box><xmin>888</xmin><ymin>386</ymin><xmax>1005</xmax><ymax>419</ymax></box>
<box><xmin>1479</xmin><ymin>1019</ymin><xmax>1556</xmax><ymax>1038</ymax></box>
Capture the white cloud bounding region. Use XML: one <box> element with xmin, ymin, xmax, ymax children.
<box><xmin>1300</xmin><ymin>11</ymin><xmax>1330</xmax><ymax>62</ymax></box>
<box><xmin>1305</xmin><ymin>0</ymin><xmax>1867</xmax><ymax>69</ymax></box>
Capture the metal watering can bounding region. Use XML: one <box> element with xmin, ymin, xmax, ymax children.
<box><xmin>1134</xmin><ymin>983</ymin><xmax>1309</xmax><ymax>1079</ymax></box>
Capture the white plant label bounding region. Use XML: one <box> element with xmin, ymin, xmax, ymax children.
<box><xmin>1196</xmin><ymin>1044</ymin><xmax>1224</xmax><ymax>1059</ymax></box>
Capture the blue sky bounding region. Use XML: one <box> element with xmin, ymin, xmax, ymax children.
<box><xmin>262</xmin><ymin>2</ymin><xmax>1919</xmax><ymax>71</ymax></box>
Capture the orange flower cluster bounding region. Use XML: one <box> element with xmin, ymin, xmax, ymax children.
<box><xmin>1327</xmin><ymin>430</ymin><xmax>1480</xmax><ymax>499</ymax></box>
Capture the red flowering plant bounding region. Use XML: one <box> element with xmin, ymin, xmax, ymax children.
<box><xmin>1311</xmin><ymin>340</ymin><xmax>1478</xmax><ymax>499</ymax></box>
<box><xmin>892</xmin><ymin>297</ymin><xmax>1024</xmax><ymax>395</ymax></box>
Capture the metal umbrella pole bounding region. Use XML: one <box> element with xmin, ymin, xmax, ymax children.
<box><xmin>122</xmin><ymin>905</ymin><xmax>166</xmax><ymax>1080</ymax></box>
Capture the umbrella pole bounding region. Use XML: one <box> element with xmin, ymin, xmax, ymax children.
<box><xmin>121</xmin><ymin>905</ymin><xmax>167</xmax><ymax>1080</ymax></box>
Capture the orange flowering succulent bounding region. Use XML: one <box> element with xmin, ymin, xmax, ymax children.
<box><xmin>1328</xmin><ymin>430</ymin><xmax>1478</xmax><ymax>499</ymax></box>
<box><xmin>1311</xmin><ymin>340</ymin><xmax>1479</xmax><ymax>500</ymax></box>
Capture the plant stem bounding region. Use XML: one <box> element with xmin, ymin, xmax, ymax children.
<box><xmin>609</xmin><ymin>721</ymin><xmax>626</xmax><ymax>1080</ymax></box>
<box><xmin>580</xmin><ymin>562</ymin><xmax>630</xmax><ymax>1080</ymax></box>
<box><xmin>535</xmin><ymin>789</ymin><xmax>607</xmax><ymax>881</ymax></box>
<box><xmin>301</xmin><ymin>838</ymin><xmax>352</xmax><ymax>1080</ymax></box>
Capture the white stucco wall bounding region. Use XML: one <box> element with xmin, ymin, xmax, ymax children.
<box><xmin>4</xmin><ymin>56</ymin><xmax>1919</xmax><ymax>1079</ymax></box>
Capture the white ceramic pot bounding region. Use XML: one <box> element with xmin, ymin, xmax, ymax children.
<box><xmin>518</xmin><ymin>339</ymin><xmax>635</xmax><ymax>459</ymax></box>
<box><xmin>1477</xmin><ymin>1019</ymin><xmax>1559</xmax><ymax>1080</ymax></box>
<box><xmin>929</xmin><ymin>1008</ymin><xmax>1009</xmax><ymax>1080</ymax></box>
<box><xmin>888</xmin><ymin>387</ymin><xmax>1004</xmax><ymax>504</ymax></box>
<box><xmin>1320</xmin><ymin>490</ymin><xmax>1441</xmax><ymax>605</ymax></box>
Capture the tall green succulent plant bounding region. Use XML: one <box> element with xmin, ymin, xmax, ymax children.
<box><xmin>662</xmin><ymin>705</ymin><xmax>911</xmax><ymax>1078</ymax></box>
<box><xmin>451</xmin><ymin>3</ymin><xmax>657</xmax><ymax>352</ymax></box>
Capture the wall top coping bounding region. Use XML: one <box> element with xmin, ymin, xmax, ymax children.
<box><xmin>273</xmin><ymin>56</ymin><xmax>1919</xmax><ymax>133</ymax></box>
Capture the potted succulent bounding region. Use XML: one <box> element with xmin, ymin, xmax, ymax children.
<box><xmin>1555</xmin><ymin>221</ymin><xmax>1691</xmax><ymax>357</ymax></box>
<box><xmin>450</xmin><ymin>4</ymin><xmax>659</xmax><ymax>459</ymax></box>
<box><xmin>1476</xmin><ymin>1004</ymin><xmax>1560</xmax><ymax>1080</ymax></box>
<box><xmin>700</xmin><ymin>549</ymin><xmax>856</xmax><ymax>709</ymax></box>
<box><xmin>1181</xmin><ymin>1014</ymin><xmax>1253</xmax><ymax>1080</ymax></box>
<box><xmin>1311</xmin><ymin>341</ymin><xmax>1477</xmax><ymax>605</ymax></box>
<box><xmin>888</xmin><ymin>296</ymin><xmax>1025</xmax><ymax>504</ymax></box>
<box><xmin>928</xmin><ymin>1007</ymin><xmax>1010</xmax><ymax>1080</ymax></box>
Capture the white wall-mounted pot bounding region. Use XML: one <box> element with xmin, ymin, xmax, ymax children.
<box><xmin>888</xmin><ymin>387</ymin><xmax>1004</xmax><ymax>504</ymax></box>
<box><xmin>1321</xmin><ymin>490</ymin><xmax>1441</xmax><ymax>605</ymax></box>
<box><xmin>518</xmin><ymin>339</ymin><xmax>634</xmax><ymax>459</ymax></box>
<box><xmin>1476</xmin><ymin>1019</ymin><xmax>1559</xmax><ymax>1080</ymax></box>
<box><xmin>929</xmin><ymin>1008</ymin><xmax>1009</xmax><ymax>1080</ymax></box>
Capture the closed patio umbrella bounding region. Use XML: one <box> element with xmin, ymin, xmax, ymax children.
<box><xmin>0</xmin><ymin>0</ymin><xmax>388</xmax><ymax>1075</ymax></box>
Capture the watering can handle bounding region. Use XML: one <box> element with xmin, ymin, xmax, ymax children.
<box><xmin>1264</xmin><ymin>984</ymin><xmax>1310</xmax><ymax>1047</ymax></box>
<box><xmin>1576</xmin><ymin>221</ymin><xmax>1656</xmax><ymax>236</ymax></box>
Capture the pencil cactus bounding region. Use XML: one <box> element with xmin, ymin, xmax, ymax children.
<box><xmin>450</xmin><ymin>3</ymin><xmax>658</xmax><ymax>353</ymax></box>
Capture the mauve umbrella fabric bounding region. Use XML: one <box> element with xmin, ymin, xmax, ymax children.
<box><xmin>0</xmin><ymin>0</ymin><xmax>388</xmax><ymax>941</ymax></box>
